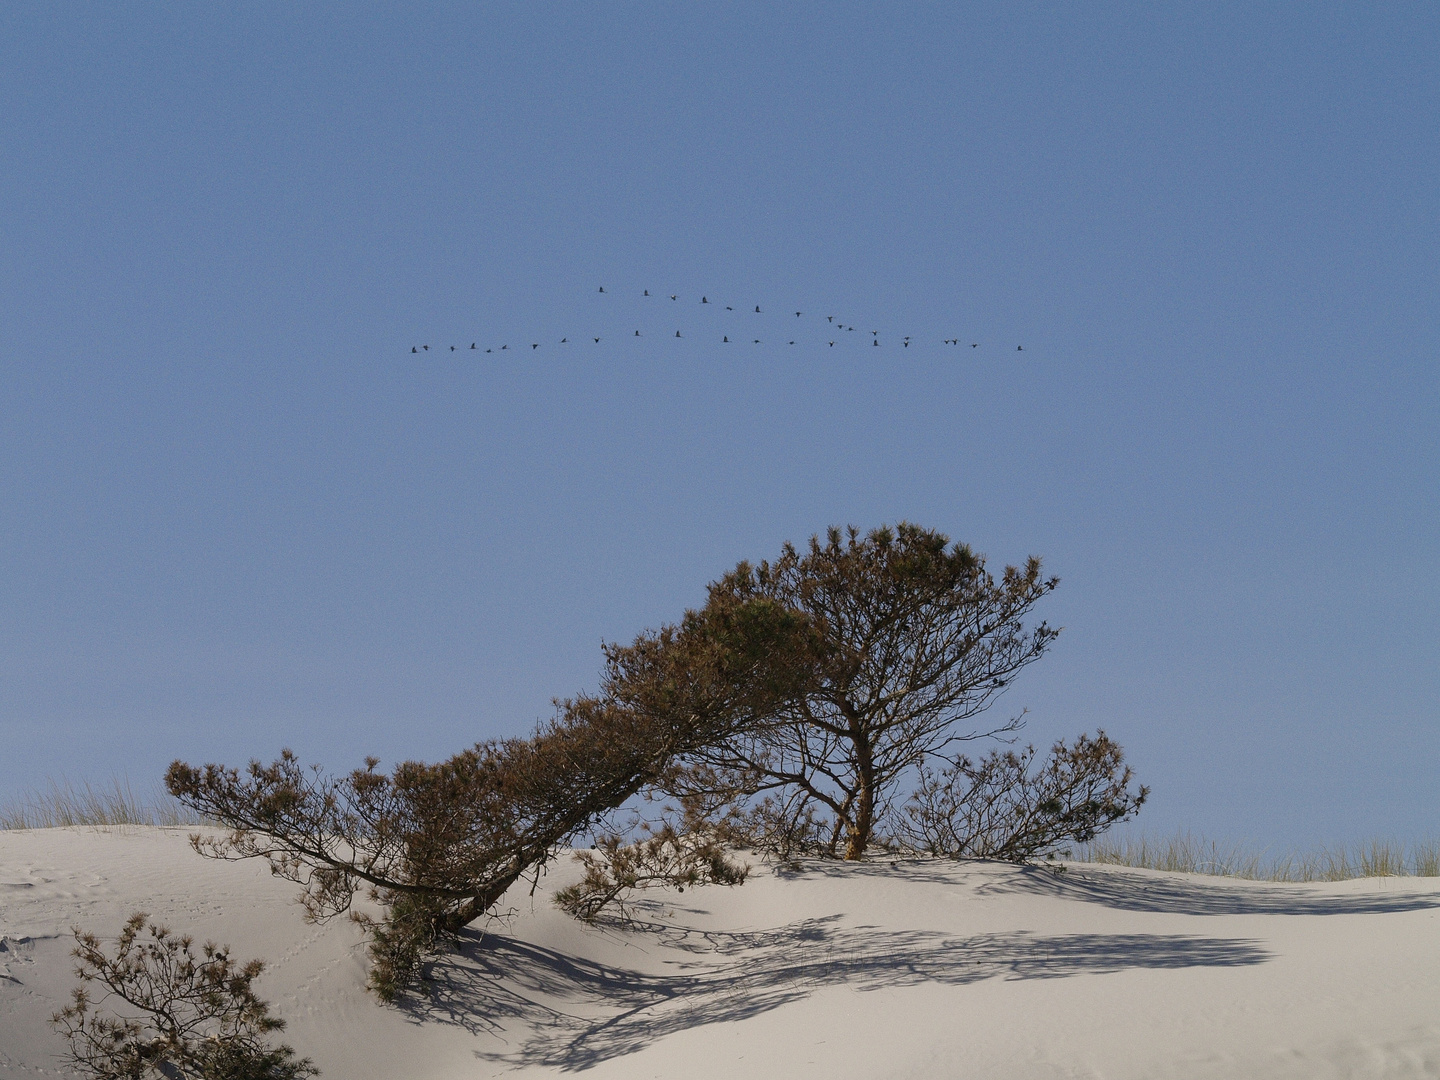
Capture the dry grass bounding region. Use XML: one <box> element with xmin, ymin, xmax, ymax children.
<box><xmin>1071</xmin><ymin>832</ymin><xmax>1440</xmax><ymax>882</ymax></box>
<box><xmin>0</xmin><ymin>778</ymin><xmax>207</xmax><ymax>830</ymax></box>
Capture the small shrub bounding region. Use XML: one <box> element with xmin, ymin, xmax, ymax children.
<box><xmin>898</xmin><ymin>731</ymin><xmax>1147</xmax><ymax>862</ymax></box>
<box><xmin>51</xmin><ymin>912</ymin><xmax>317</xmax><ymax>1080</ymax></box>
<box><xmin>556</xmin><ymin>802</ymin><xmax>748</xmax><ymax>922</ymax></box>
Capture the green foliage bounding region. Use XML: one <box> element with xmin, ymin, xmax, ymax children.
<box><xmin>51</xmin><ymin>913</ymin><xmax>316</xmax><ymax>1080</ymax></box>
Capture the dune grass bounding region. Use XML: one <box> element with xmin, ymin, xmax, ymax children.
<box><xmin>0</xmin><ymin>778</ymin><xmax>207</xmax><ymax>830</ymax></box>
<box><xmin>1070</xmin><ymin>832</ymin><xmax>1440</xmax><ymax>882</ymax></box>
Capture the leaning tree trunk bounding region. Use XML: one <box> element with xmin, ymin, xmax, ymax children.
<box><xmin>845</xmin><ymin>719</ymin><xmax>876</xmax><ymax>860</ymax></box>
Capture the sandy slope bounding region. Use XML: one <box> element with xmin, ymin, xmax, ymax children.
<box><xmin>1</xmin><ymin>827</ymin><xmax>1437</xmax><ymax>1079</ymax></box>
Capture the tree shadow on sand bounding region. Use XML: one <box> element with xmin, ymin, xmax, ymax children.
<box><xmin>402</xmin><ymin>912</ymin><xmax>1268</xmax><ymax>1071</ymax></box>
<box><xmin>984</xmin><ymin>865</ymin><xmax>1440</xmax><ymax>917</ymax></box>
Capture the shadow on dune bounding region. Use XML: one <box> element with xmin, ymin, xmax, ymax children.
<box><xmin>985</xmin><ymin>865</ymin><xmax>1440</xmax><ymax>917</ymax></box>
<box><xmin>403</xmin><ymin>912</ymin><xmax>1268</xmax><ymax>1071</ymax></box>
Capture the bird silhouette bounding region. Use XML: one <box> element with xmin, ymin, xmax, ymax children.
<box><xmin>755</xmin><ymin>306</ymin><xmax>761</xmax><ymax>313</ymax></box>
<box><xmin>1017</xmin><ymin>345</ymin><xmax>1023</xmax><ymax>351</ymax></box>
<box><xmin>635</xmin><ymin>330</ymin><xmax>641</xmax><ymax>336</ymax></box>
<box><xmin>599</xmin><ymin>286</ymin><xmax>605</xmax><ymax>293</ymax></box>
<box><xmin>411</xmin><ymin>347</ymin><xmax>417</xmax><ymax>353</ymax></box>
<box><xmin>903</xmin><ymin>341</ymin><xmax>909</xmax><ymax>347</ymax></box>
<box><xmin>560</xmin><ymin>338</ymin><xmax>567</xmax><ymax>343</ymax></box>
<box><xmin>702</xmin><ymin>296</ymin><xmax>709</xmax><ymax>303</ymax></box>
<box><xmin>675</xmin><ymin>330</ymin><xmax>682</xmax><ymax>337</ymax></box>
<box><xmin>795</xmin><ymin>312</ymin><xmax>802</xmax><ymax>317</ymax></box>
<box><xmin>971</xmin><ymin>343</ymin><xmax>979</xmax><ymax>348</ymax></box>
<box><xmin>501</xmin><ymin>345</ymin><xmax>508</xmax><ymax>350</ymax></box>
<box><xmin>486</xmin><ymin>349</ymin><xmax>493</xmax><ymax>353</ymax></box>
<box><xmin>829</xmin><ymin>341</ymin><xmax>835</xmax><ymax>347</ymax></box>
<box><xmin>753</xmin><ymin>339</ymin><xmax>761</xmax><ymax>344</ymax></box>
<box><xmin>450</xmin><ymin>345</ymin><xmax>456</xmax><ymax>351</ymax></box>
<box><xmin>873</xmin><ymin>339</ymin><xmax>879</xmax><ymax>346</ymax></box>
<box><xmin>531</xmin><ymin>343</ymin><xmax>539</xmax><ymax>349</ymax></box>
<box><xmin>644</xmin><ymin>290</ymin><xmax>650</xmax><ymax>296</ymax></box>
<box><xmin>470</xmin><ymin>343</ymin><xmax>476</xmax><ymax>349</ymax></box>
<box><xmin>594</xmin><ymin>337</ymin><xmax>600</xmax><ymax>343</ymax></box>
<box><xmin>723</xmin><ymin>336</ymin><xmax>729</xmax><ymax>342</ymax></box>
<box><xmin>828</xmin><ymin>316</ymin><xmax>834</xmax><ymax>323</ymax></box>
<box><xmin>422</xmin><ymin>345</ymin><xmax>429</xmax><ymax>351</ymax></box>
<box><xmin>789</xmin><ymin>341</ymin><xmax>795</xmax><ymax>345</ymax></box>
<box><xmin>726</xmin><ymin>306</ymin><xmax>733</xmax><ymax>311</ymax></box>
<box><xmin>670</xmin><ymin>295</ymin><xmax>678</xmax><ymax>301</ymax></box>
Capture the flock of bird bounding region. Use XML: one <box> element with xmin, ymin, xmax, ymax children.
<box><xmin>410</xmin><ymin>286</ymin><xmax>1024</xmax><ymax>355</ymax></box>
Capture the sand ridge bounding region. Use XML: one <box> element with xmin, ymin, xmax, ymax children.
<box><xmin>2</xmin><ymin>827</ymin><xmax>1437</xmax><ymax>1078</ymax></box>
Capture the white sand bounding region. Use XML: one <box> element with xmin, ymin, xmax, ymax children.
<box><xmin>2</xmin><ymin>827</ymin><xmax>1437</xmax><ymax>1079</ymax></box>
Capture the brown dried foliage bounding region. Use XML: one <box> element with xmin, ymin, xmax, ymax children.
<box><xmin>165</xmin><ymin>595</ymin><xmax>812</xmax><ymax>1000</ymax></box>
<box><xmin>680</xmin><ymin>523</ymin><xmax>1061</xmax><ymax>859</ymax></box>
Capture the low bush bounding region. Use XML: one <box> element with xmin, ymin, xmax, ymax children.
<box><xmin>555</xmin><ymin>798</ymin><xmax>748</xmax><ymax>922</ymax></box>
<box><xmin>896</xmin><ymin>731</ymin><xmax>1148</xmax><ymax>861</ymax></box>
<box><xmin>52</xmin><ymin>912</ymin><xmax>315</xmax><ymax>1080</ymax></box>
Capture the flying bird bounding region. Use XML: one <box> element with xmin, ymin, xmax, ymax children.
<box><xmin>675</xmin><ymin>330</ymin><xmax>682</xmax><ymax>337</ymax></box>
<box><xmin>971</xmin><ymin>343</ymin><xmax>979</xmax><ymax>348</ymax></box>
<box><xmin>450</xmin><ymin>346</ymin><xmax>456</xmax><ymax>351</ymax></box>
<box><xmin>670</xmin><ymin>294</ymin><xmax>678</xmax><ymax>300</ymax></box>
<box><xmin>755</xmin><ymin>306</ymin><xmax>761</xmax><ymax>313</ymax></box>
<box><xmin>486</xmin><ymin>349</ymin><xmax>492</xmax><ymax>353</ymax></box>
<box><xmin>795</xmin><ymin>312</ymin><xmax>802</xmax><ymax>317</ymax></box>
<box><xmin>873</xmin><ymin>339</ymin><xmax>879</xmax><ymax>346</ymax></box>
<box><xmin>411</xmin><ymin>347</ymin><xmax>417</xmax><ymax>353</ymax></box>
<box><xmin>501</xmin><ymin>345</ymin><xmax>508</xmax><ymax>350</ymax></box>
<box><xmin>561</xmin><ymin>338</ymin><xmax>567</xmax><ymax>343</ymax></box>
<box><xmin>753</xmin><ymin>339</ymin><xmax>761</xmax><ymax>344</ymax></box>
<box><xmin>599</xmin><ymin>286</ymin><xmax>605</xmax><ymax>293</ymax></box>
<box><xmin>726</xmin><ymin>306</ymin><xmax>733</xmax><ymax>311</ymax></box>
<box><xmin>828</xmin><ymin>316</ymin><xmax>834</xmax><ymax>323</ymax></box>
<box><xmin>789</xmin><ymin>341</ymin><xmax>795</xmax><ymax>345</ymax></box>
<box><xmin>702</xmin><ymin>296</ymin><xmax>709</xmax><ymax>303</ymax></box>
<box><xmin>635</xmin><ymin>330</ymin><xmax>641</xmax><ymax>336</ymax></box>
<box><xmin>1017</xmin><ymin>345</ymin><xmax>1023</xmax><ymax>351</ymax></box>
<box><xmin>594</xmin><ymin>337</ymin><xmax>600</xmax><ymax>343</ymax></box>
<box><xmin>829</xmin><ymin>341</ymin><xmax>835</xmax><ymax>347</ymax></box>
<box><xmin>723</xmin><ymin>336</ymin><xmax>730</xmax><ymax>342</ymax></box>
<box><xmin>532</xmin><ymin>343</ymin><xmax>539</xmax><ymax>350</ymax></box>
<box><xmin>470</xmin><ymin>343</ymin><xmax>476</xmax><ymax>349</ymax></box>
<box><xmin>644</xmin><ymin>290</ymin><xmax>650</xmax><ymax>296</ymax></box>
<box><xmin>422</xmin><ymin>345</ymin><xmax>429</xmax><ymax>351</ymax></box>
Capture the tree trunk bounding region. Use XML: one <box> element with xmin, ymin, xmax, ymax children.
<box><xmin>845</xmin><ymin>733</ymin><xmax>875</xmax><ymax>860</ymax></box>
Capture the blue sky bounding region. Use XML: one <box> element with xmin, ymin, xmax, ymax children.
<box><xmin>1</xmin><ymin>4</ymin><xmax>1435</xmax><ymax>848</ymax></box>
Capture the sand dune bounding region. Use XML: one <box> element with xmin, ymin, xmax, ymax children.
<box><xmin>2</xmin><ymin>827</ymin><xmax>1437</xmax><ymax>1078</ymax></box>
